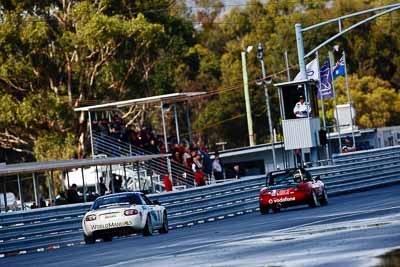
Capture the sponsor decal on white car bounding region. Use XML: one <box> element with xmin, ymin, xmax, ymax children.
<box><xmin>82</xmin><ymin>192</ymin><xmax>169</xmax><ymax>244</ymax></box>
<box><xmin>90</xmin><ymin>221</ymin><xmax>131</xmax><ymax>231</ymax></box>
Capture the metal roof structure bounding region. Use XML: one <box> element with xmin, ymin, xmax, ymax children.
<box><xmin>274</xmin><ymin>79</ymin><xmax>317</xmax><ymax>88</ymax></box>
<box><xmin>0</xmin><ymin>154</ymin><xmax>168</xmax><ymax>177</ymax></box>
<box><xmin>73</xmin><ymin>92</ymin><xmax>206</xmax><ymax>157</ymax></box>
<box><xmin>74</xmin><ymin>92</ymin><xmax>206</xmax><ymax>112</ymax></box>
<box><xmin>327</xmin><ymin>128</ymin><xmax>370</xmax><ymax>139</ymax></box>
<box><xmin>218</xmin><ymin>142</ymin><xmax>284</xmax><ymax>158</ymax></box>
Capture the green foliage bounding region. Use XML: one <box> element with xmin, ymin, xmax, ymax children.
<box><xmin>0</xmin><ymin>94</ymin><xmax>18</xmax><ymax>127</ymax></box>
<box><xmin>33</xmin><ymin>132</ymin><xmax>77</xmax><ymax>161</ymax></box>
<box><xmin>0</xmin><ymin>92</ymin><xmax>74</xmax><ymax>155</ymax></box>
<box><xmin>1</xmin><ymin>0</ymin><xmax>400</xmax><ymax>160</ymax></box>
<box><xmin>0</xmin><ymin>1</ymin><xmax>196</xmax><ymax>160</ymax></box>
<box><xmin>193</xmin><ymin>90</ymin><xmax>248</xmax><ymax>149</ymax></box>
<box><xmin>193</xmin><ymin>0</ymin><xmax>400</xmax><ymax>148</ymax></box>
<box><xmin>330</xmin><ymin>75</ymin><xmax>400</xmax><ymax>128</ymax></box>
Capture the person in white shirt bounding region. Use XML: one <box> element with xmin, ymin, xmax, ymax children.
<box><xmin>293</xmin><ymin>95</ymin><xmax>311</xmax><ymax>118</ymax></box>
<box><xmin>192</xmin><ymin>154</ymin><xmax>203</xmax><ymax>173</ymax></box>
<box><xmin>212</xmin><ymin>153</ymin><xmax>223</xmax><ymax>181</ymax></box>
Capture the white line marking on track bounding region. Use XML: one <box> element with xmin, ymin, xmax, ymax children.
<box><xmin>273</xmin><ymin>205</ymin><xmax>400</xmax><ymax>234</ymax></box>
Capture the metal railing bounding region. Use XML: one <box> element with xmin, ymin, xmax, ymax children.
<box><xmin>1</xmin><ymin>146</ymin><xmax>400</xmax><ymax>256</ymax></box>
<box><xmin>92</xmin><ymin>132</ymin><xmax>196</xmax><ymax>188</ymax></box>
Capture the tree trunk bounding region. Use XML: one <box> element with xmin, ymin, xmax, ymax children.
<box><xmin>77</xmin><ymin>111</ymin><xmax>86</xmax><ymax>159</ymax></box>
<box><xmin>67</xmin><ymin>59</ymin><xmax>73</xmax><ymax>105</ymax></box>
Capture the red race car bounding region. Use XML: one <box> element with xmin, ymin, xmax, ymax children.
<box><xmin>259</xmin><ymin>168</ymin><xmax>328</xmax><ymax>214</ymax></box>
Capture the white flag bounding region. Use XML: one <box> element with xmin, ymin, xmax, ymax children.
<box><xmin>294</xmin><ymin>58</ymin><xmax>319</xmax><ymax>81</ymax></box>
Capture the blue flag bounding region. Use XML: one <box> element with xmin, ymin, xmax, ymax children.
<box><xmin>332</xmin><ymin>55</ymin><xmax>345</xmax><ymax>79</ymax></box>
<box><xmin>318</xmin><ymin>59</ymin><xmax>333</xmax><ymax>99</ymax></box>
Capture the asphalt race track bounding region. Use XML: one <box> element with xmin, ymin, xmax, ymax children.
<box><xmin>2</xmin><ymin>185</ymin><xmax>400</xmax><ymax>267</ymax></box>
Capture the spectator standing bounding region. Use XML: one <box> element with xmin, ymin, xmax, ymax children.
<box><xmin>129</xmin><ymin>131</ymin><xmax>140</xmax><ymax>147</ymax></box>
<box><xmin>182</xmin><ymin>147</ymin><xmax>191</xmax><ymax>168</ymax></box>
<box><xmin>233</xmin><ymin>165</ymin><xmax>241</xmax><ymax>179</ymax></box>
<box><xmin>142</xmin><ymin>128</ymin><xmax>151</xmax><ymax>151</ymax></box>
<box><xmin>212</xmin><ymin>153</ymin><xmax>224</xmax><ymax>181</ymax></box>
<box><xmin>200</xmin><ymin>149</ymin><xmax>213</xmax><ymax>180</ymax></box>
<box><xmin>91</xmin><ymin>119</ymin><xmax>99</xmax><ymax>133</ymax></box>
<box><xmin>67</xmin><ymin>184</ymin><xmax>80</xmax><ymax>204</ymax></box>
<box><xmin>194</xmin><ymin>169</ymin><xmax>206</xmax><ymax>186</ymax></box>
<box><xmin>40</xmin><ymin>198</ymin><xmax>47</xmax><ymax>208</ymax></box>
<box><xmin>342</xmin><ymin>136</ymin><xmax>356</xmax><ymax>153</ymax></box>
<box><xmin>171</xmin><ymin>151</ymin><xmax>182</xmax><ymax>164</ymax></box>
<box><xmin>99</xmin><ymin>177</ymin><xmax>107</xmax><ymax>196</ymax></box>
<box><xmin>192</xmin><ymin>154</ymin><xmax>205</xmax><ymax>186</ymax></box>
<box><xmin>148</xmin><ymin>139</ymin><xmax>160</xmax><ymax>154</ymax></box>
<box><xmin>99</xmin><ymin>118</ymin><xmax>110</xmax><ymax>136</ymax></box>
<box><xmin>109</xmin><ymin>174</ymin><xmax>122</xmax><ymax>193</ymax></box>
<box><xmin>55</xmin><ymin>192</ymin><xmax>68</xmax><ymax>206</ymax></box>
<box><xmin>295</xmin><ymin>149</ymin><xmax>303</xmax><ymax>167</ymax></box>
<box><xmin>192</xmin><ymin>154</ymin><xmax>202</xmax><ymax>173</ymax></box>
<box><xmin>189</xmin><ymin>150</ymin><xmax>197</xmax><ymax>167</ymax></box>
<box><xmin>110</xmin><ymin>114</ymin><xmax>123</xmax><ymax>140</ymax></box>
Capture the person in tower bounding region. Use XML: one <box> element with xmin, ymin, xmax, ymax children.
<box><xmin>293</xmin><ymin>95</ymin><xmax>311</xmax><ymax>118</ymax></box>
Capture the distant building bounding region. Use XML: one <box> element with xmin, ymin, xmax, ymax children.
<box><xmin>217</xmin><ymin>125</ymin><xmax>400</xmax><ymax>176</ymax></box>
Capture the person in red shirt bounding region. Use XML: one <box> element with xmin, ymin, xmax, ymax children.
<box><xmin>192</xmin><ymin>154</ymin><xmax>205</xmax><ymax>186</ymax></box>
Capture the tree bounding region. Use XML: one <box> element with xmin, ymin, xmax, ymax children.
<box><xmin>2</xmin><ymin>0</ymin><xmax>400</xmax><ymax>162</ymax></box>
<box><xmin>327</xmin><ymin>75</ymin><xmax>400</xmax><ymax>129</ymax></box>
<box><xmin>0</xmin><ymin>1</ymin><xmax>197</xmax><ymax>160</ymax></box>
<box><xmin>192</xmin><ymin>0</ymin><xmax>400</xmax><ymax>148</ymax></box>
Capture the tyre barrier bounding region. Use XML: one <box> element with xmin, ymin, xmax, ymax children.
<box><xmin>1</xmin><ymin>146</ymin><xmax>400</xmax><ymax>256</ymax></box>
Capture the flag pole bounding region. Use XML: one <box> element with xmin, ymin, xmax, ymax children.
<box><xmin>342</xmin><ymin>50</ymin><xmax>356</xmax><ymax>149</ymax></box>
<box><xmin>316</xmin><ymin>51</ymin><xmax>330</xmax><ymax>160</ymax></box>
<box><xmin>284</xmin><ymin>50</ymin><xmax>291</xmax><ymax>81</ymax></box>
<box><xmin>328</xmin><ymin>51</ymin><xmax>342</xmax><ymax>153</ymax></box>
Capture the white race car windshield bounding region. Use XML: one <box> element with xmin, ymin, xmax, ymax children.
<box><xmin>92</xmin><ymin>194</ymin><xmax>143</xmax><ymax>210</ymax></box>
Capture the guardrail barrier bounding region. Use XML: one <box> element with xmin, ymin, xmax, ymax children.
<box><xmin>1</xmin><ymin>146</ymin><xmax>399</xmax><ymax>256</ymax></box>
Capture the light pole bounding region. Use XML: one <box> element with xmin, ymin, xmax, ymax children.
<box><xmin>293</xmin><ymin>5</ymin><xmax>400</xmax><ymax>164</ymax></box>
<box><xmin>241</xmin><ymin>46</ymin><xmax>256</xmax><ymax>146</ymax></box>
<box><xmin>256</xmin><ymin>43</ymin><xmax>277</xmax><ymax>170</ymax></box>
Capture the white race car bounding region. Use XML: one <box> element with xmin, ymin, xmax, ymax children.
<box><xmin>82</xmin><ymin>192</ymin><xmax>168</xmax><ymax>244</ymax></box>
